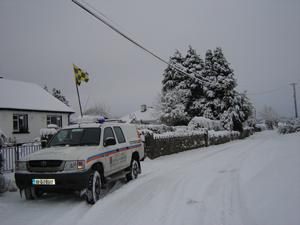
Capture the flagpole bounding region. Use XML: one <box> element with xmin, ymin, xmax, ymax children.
<box><xmin>75</xmin><ymin>81</ymin><xmax>83</xmax><ymax>118</ymax></box>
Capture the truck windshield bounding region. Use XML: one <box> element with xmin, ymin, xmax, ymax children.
<box><xmin>49</xmin><ymin>128</ymin><xmax>101</xmax><ymax>147</ymax></box>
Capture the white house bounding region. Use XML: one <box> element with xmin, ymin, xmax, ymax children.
<box><xmin>0</xmin><ymin>78</ymin><xmax>74</xmax><ymax>144</ymax></box>
<box><xmin>120</xmin><ymin>105</ymin><xmax>161</xmax><ymax>124</ymax></box>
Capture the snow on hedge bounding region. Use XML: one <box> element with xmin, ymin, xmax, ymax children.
<box><xmin>153</xmin><ymin>129</ymin><xmax>207</xmax><ymax>139</ymax></box>
<box><xmin>255</xmin><ymin>123</ymin><xmax>267</xmax><ymax>131</ymax></box>
<box><xmin>40</xmin><ymin>124</ymin><xmax>58</xmax><ymax>137</ymax></box>
<box><xmin>208</xmin><ymin>130</ymin><xmax>239</xmax><ymax>138</ymax></box>
<box><xmin>188</xmin><ymin>116</ymin><xmax>223</xmax><ymax>131</ymax></box>
<box><xmin>278</xmin><ymin>119</ymin><xmax>300</xmax><ymax>134</ymax></box>
<box><xmin>137</xmin><ymin>124</ymin><xmax>174</xmax><ymax>134</ymax></box>
<box><xmin>152</xmin><ymin>128</ymin><xmax>240</xmax><ymax>140</ymax></box>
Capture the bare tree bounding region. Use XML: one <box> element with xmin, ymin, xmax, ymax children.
<box><xmin>83</xmin><ymin>103</ymin><xmax>111</xmax><ymax>118</ymax></box>
<box><xmin>43</xmin><ymin>85</ymin><xmax>69</xmax><ymax>106</ymax></box>
<box><xmin>259</xmin><ymin>106</ymin><xmax>278</xmax><ymax>129</ymax></box>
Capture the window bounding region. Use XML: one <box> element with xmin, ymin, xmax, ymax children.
<box><xmin>13</xmin><ymin>114</ymin><xmax>28</xmax><ymax>133</ymax></box>
<box><xmin>80</xmin><ymin>128</ymin><xmax>101</xmax><ymax>146</ymax></box>
<box><xmin>103</xmin><ymin>127</ymin><xmax>116</xmax><ymax>144</ymax></box>
<box><xmin>47</xmin><ymin>115</ymin><xmax>62</xmax><ymax>127</ymax></box>
<box><xmin>113</xmin><ymin>127</ymin><xmax>126</xmax><ymax>143</ymax></box>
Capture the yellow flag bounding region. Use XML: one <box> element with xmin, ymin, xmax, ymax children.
<box><xmin>73</xmin><ymin>64</ymin><xmax>89</xmax><ymax>86</ymax></box>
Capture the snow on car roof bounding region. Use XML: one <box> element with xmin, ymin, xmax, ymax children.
<box><xmin>0</xmin><ymin>79</ymin><xmax>74</xmax><ymax>113</ymax></box>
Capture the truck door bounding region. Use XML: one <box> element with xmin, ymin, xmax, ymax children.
<box><xmin>103</xmin><ymin>127</ymin><xmax>123</xmax><ymax>173</ymax></box>
<box><xmin>113</xmin><ymin>126</ymin><xmax>129</xmax><ymax>169</ymax></box>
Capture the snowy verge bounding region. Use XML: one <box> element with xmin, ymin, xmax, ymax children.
<box><xmin>0</xmin><ymin>173</ymin><xmax>17</xmax><ymax>193</ymax></box>
<box><xmin>278</xmin><ymin>119</ymin><xmax>300</xmax><ymax>134</ymax></box>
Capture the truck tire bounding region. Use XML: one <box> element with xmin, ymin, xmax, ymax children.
<box><xmin>126</xmin><ymin>158</ymin><xmax>139</xmax><ymax>181</ymax></box>
<box><xmin>86</xmin><ymin>170</ymin><xmax>102</xmax><ymax>204</ymax></box>
<box><xmin>24</xmin><ymin>187</ymin><xmax>36</xmax><ymax>200</ymax></box>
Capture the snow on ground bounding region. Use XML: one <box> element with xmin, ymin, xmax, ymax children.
<box><xmin>0</xmin><ymin>130</ymin><xmax>299</xmax><ymax>225</ymax></box>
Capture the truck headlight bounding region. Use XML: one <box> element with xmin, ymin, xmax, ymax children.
<box><xmin>15</xmin><ymin>161</ymin><xmax>27</xmax><ymax>172</ymax></box>
<box><xmin>64</xmin><ymin>160</ymin><xmax>85</xmax><ymax>171</ymax></box>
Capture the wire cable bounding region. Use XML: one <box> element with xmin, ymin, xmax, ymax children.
<box><xmin>246</xmin><ymin>86</ymin><xmax>286</xmax><ymax>95</ymax></box>
<box><xmin>81</xmin><ymin>0</ymin><xmax>135</xmax><ymax>37</ymax></box>
<box><xmin>71</xmin><ymin>0</ymin><xmax>212</xmax><ymax>86</ymax></box>
<box><xmin>246</xmin><ymin>80</ymin><xmax>300</xmax><ymax>95</ymax></box>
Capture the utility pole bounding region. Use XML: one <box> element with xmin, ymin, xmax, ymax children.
<box><xmin>290</xmin><ymin>83</ymin><xmax>298</xmax><ymax>118</ymax></box>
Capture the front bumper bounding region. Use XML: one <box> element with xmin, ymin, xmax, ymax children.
<box><xmin>15</xmin><ymin>170</ymin><xmax>91</xmax><ymax>191</ymax></box>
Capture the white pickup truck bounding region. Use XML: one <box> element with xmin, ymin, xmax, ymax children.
<box><xmin>15</xmin><ymin>121</ymin><xmax>144</xmax><ymax>204</ymax></box>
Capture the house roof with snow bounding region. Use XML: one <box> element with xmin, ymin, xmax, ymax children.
<box><xmin>0</xmin><ymin>78</ymin><xmax>74</xmax><ymax>113</ymax></box>
<box><xmin>120</xmin><ymin>105</ymin><xmax>161</xmax><ymax>124</ymax></box>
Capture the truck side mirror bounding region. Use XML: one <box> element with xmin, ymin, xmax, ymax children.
<box><xmin>104</xmin><ymin>137</ymin><xmax>116</xmax><ymax>147</ymax></box>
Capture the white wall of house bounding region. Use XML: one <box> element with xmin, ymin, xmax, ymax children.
<box><xmin>0</xmin><ymin>110</ymin><xmax>69</xmax><ymax>144</ymax></box>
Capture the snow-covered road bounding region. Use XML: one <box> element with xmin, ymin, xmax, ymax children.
<box><xmin>1</xmin><ymin>131</ymin><xmax>299</xmax><ymax>225</ymax></box>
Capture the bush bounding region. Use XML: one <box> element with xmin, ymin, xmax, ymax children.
<box><xmin>278</xmin><ymin>119</ymin><xmax>300</xmax><ymax>134</ymax></box>
<box><xmin>188</xmin><ymin>117</ymin><xmax>223</xmax><ymax>131</ymax></box>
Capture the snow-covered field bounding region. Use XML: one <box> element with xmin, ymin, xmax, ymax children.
<box><xmin>1</xmin><ymin>130</ymin><xmax>299</xmax><ymax>225</ymax></box>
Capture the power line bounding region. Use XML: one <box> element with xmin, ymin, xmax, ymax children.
<box><xmin>71</xmin><ymin>0</ymin><xmax>212</xmax><ymax>86</ymax></box>
<box><xmin>81</xmin><ymin>0</ymin><xmax>135</xmax><ymax>37</ymax></box>
<box><xmin>246</xmin><ymin>86</ymin><xmax>286</xmax><ymax>95</ymax></box>
<box><xmin>246</xmin><ymin>80</ymin><xmax>300</xmax><ymax>96</ymax></box>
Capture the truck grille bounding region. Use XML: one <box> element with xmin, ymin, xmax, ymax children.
<box><xmin>27</xmin><ymin>160</ymin><xmax>65</xmax><ymax>172</ymax></box>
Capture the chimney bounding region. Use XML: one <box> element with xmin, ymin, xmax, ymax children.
<box><xmin>140</xmin><ymin>104</ymin><xmax>147</xmax><ymax>112</ymax></box>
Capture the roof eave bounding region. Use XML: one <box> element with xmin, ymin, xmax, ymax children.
<box><xmin>0</xmin><ymin>108</ymin><xmax>75</xmax><ymax>114</ymax></box>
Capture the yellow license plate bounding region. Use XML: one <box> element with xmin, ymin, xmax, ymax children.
<box><xmin>32</xmin><ymin>179</ymin><xmax>55</xmax><ymax>185</ymax></box>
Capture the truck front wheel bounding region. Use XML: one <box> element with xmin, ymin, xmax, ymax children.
<box><xmin>86</xmin><ymin>170</ymin><xmax>102</xmax><ymax>204</ymax></box>
<box><xmin>24</xmin><ymin>187</ymin><xmax>36</xmax><ymax>200</ymax></box>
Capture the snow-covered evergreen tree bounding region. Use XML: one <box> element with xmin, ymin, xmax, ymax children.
<box><xmin>201</xmin><ymin>47</ymin><xmax>252</xmax><ymax>130</ymax></box>
<box><xmin>161</xmin><ymin>50</ymin><xmax>192</xmax><ymax>125</ymax></box>
<box><xmin>220</xmin><ymin>91</ymin><xmax>252</xmax><ymax>131</ymax></box>
<box><xmin>160</xmin><ymin>46</ymin><xmax>252</xmax><ymax>130</ymax></box>
<box><xmin>161</xmin><ymin>89</ymin><xmax>191</xmax><ymax>125</ymax></box>
<box><xmin>183</xmin><ymin>46</ymin><xmax>205</xmax><ymax>118</ymax></box>
<box><xmin>162</xmin><ymin>50</ymin><xmax>186</xmax><ymax>92</ymax></box>
<box><xmin>201</xmin><ymin>47</ymin><xmax>250</xmax><ymax>130</ymax></box>
<box><xmin>211</xmin><ymin>47</ymin><xmax>236</xmax><ymax>94</ymax></box>
<box><xmin>182</xmin><ymin>46</ymin><xmax>204</xmax><ymax>76</ymax></box>
<box><xmin>203</xmin><ymin>47</ymin><xmax>236</xmax><ymax>117</ymax></box>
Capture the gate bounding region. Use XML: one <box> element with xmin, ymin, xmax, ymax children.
<box><xmin>0</xmin><ymin>145</ymin><xmax>41</xmax><ymax>172</ymax></box>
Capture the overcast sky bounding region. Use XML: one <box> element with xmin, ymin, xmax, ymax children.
<box><xmin>0</xmin><ymin>0</ymin><xmax>299</xmax><ymax>118</ymax></box>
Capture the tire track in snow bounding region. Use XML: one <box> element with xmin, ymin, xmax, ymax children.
<box><xmin>201</xmin><ymin>133</ymin><xmax>271</xmax><ymax>225</ymax></box>
<box><xmin>95</xmin><ymin>133</ymin><xmax>268</xmax><ymax>225</ymax></box>
<box><xmin>76</xmin><ymin>132</ymin><xmax>271</xmax><ymax>225</ymax></box>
